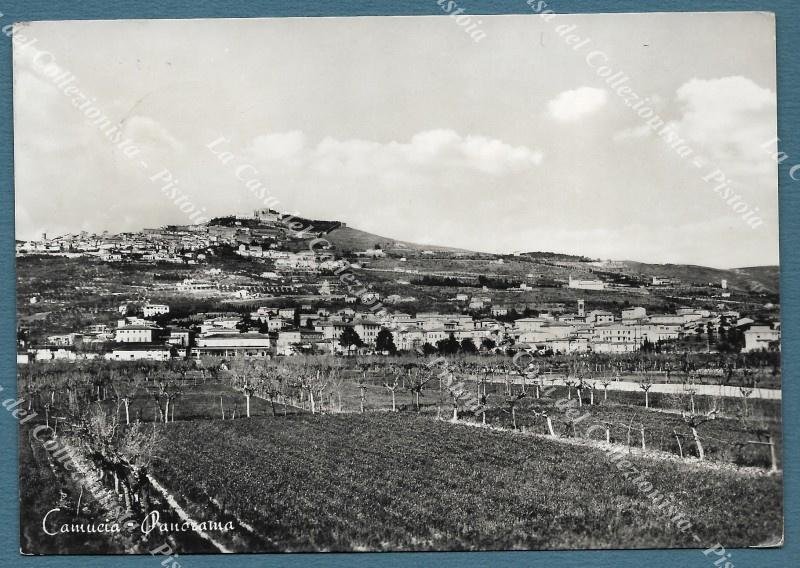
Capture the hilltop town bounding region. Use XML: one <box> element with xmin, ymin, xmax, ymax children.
<box><xmin>15</xmin><ymin>208</ymin><xmax>780</xmax><ymax>364</ymax></box>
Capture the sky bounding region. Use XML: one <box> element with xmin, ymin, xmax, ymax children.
<box><xmin>13</xmin><ymin>12</ymin><xmax>779</xmax><ymax>268</ymax></box>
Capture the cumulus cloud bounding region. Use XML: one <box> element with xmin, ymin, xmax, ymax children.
<box><xmin>246</xmin><ymin>129</ymin><xmax>543</xmax><ymax>176</ymax></box>
<box><xmin>547</xmin><ymin>87</ymin><xmax>608</xmax><ymax>122</ymax></box>
<box><xmin>670</xmin><ymin>76</ymin><xmax>775</xmax><ymax>175</ymax></box>
<box><xmin>611</xmin><ymin>76</ymin><xmax>776</xmax><ymax>182</ymax></box>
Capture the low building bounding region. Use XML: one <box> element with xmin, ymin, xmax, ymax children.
<box><xmin>744</xmin><ymin>325</ymin><xmax>781</xmax><ymax>352</ymax></box>
<box><xmin>46</xmin><ymin>333</ymin><xmax>82</xmax><ymax>347</ymax></box>
<box><xmin>587</xmin><ymin>310</ymin><xmax>614</xmax><ymax>324</ymax></box>
<box><xmin>622</xmin><ymin>306</ymin><xmax>647</xmax><ymax>321</ymax></box>
<box><xmin>568</xmin><ymin>276</ymin><xmax>605</xmax><ymax>291</ymax></box>
<box><xmin>193</xmin><ymin>333</ymin><xmax>272</xmax><ymax>358</ymax></box>
<box><xmin>648</xmin><ymin>314</ymin><xmax>685</xmax><ymax>325</ymax></box>
<box><xmin>391</xmin><ymin>328</ymin><xmax>425</xmax><ymax>351</ymax></box>
<box><xmin>115</xmin><ymin>325</ymin><xmax>161</xmax><ymax>343</ymax></box>
<box><xmin>177</xmin><ymin>279</ymin><xmax>217</xmax><ymax>293</ymax></box>
<box><xmin>593</xmin><ymin>324</ymin><xmax>642</xmax><ymax>345</ymax></box>
<box><xmin>167</xmin><ymin>328</ymin><xmax>191</xmax><ymax>347</ymax></box>
<box><xmin>278</xmin><ymin>308</ymin><xmax>297</xmax><ymax>320</ymax></box>
<box><xmin>651</xmin><ymin>276</ymin><xmax>680</xmax><ymax>286</ymax></box>
<box><xmin>514</xmin><ymin>318</ymin><xmax>548</xmax><ymax>332</ymax></box>
<box><xmin>637</xmin><ymin>324</ymin><xmax>682</xmax><ymax>343</ymax></box>
<box><xmin>106</xmin><ymin>344</ymin><xmax>172</xmax><ymax>361</ymax></box>
<box><xmin>143</xmin><ymin>303</ymin><xmax>170</xmax><ymax>318</ymax></box>
<box><xmin>33</xmin><ymin>347</ymin><xmax>88</xmax><ymax>361</ymax></box>
<box><xmin>591</xmin><ymin>341</ymin><xmax>640</xmax><ymax>353</ymax></box>
<box><xmin>200</xmin><ymin>317</ymin><xmax>242</xmax><ymax>335</ymax></box>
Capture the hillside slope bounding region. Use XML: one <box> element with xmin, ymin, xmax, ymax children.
<box><xmin>323</xmin><ymin>226</ymin><xmax>472</xmax><ymax>254</ymax></box>
<box><xmin>618</xmin><ymin>262</ymin><xmax>779</xmax><ymax>293</ymax></box>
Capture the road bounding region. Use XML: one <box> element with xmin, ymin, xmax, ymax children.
<box><xmin>478</xmin><ymin>375</ymin><xmax>781</xmax><ymax>400</ymax></box>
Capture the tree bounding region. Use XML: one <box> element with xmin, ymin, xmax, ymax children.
<box><xmin>339</xmin><ymin>326</ymin><xmax>363</xmax><ymax>351</ymax></box>
<box><xmin>383</xmin><ymin>374</ymin><xmax>401</xmax><ymax>412</ymax></box>
<box><xmin>236</xmin><ymin>313</ymin><xmax>254</xmax><ymax>333</ymax></box>
<box><xmin>460</xmin><ymin>338</ymin><xmax>478</xmax><ymax>354</ymax></box>
<box><xmin>406</xmin><ymin>368</ymin><xmax>435</xmax><ymax>411</ymax></box>
<box><xmin>481</xmin><ymin>337</ymin><xmax>496</xmax><ymax>351</ymax></box>
<box><xmin>77</xmin><ymin>400</ymin><xmax>163</xmax><ymax>514</ymax></box>
<box><xmin>600</xmin><ymin>378</ymin><xmax>612</xmax><ymax>401</ymax></box>
<box><xmin>639</xmin><ymin>380</ymin><xmax>653</xmax><ymax>408</ymax></box>
<box><xmin>291</xmin><ymin>368</ymin><xmax>328</xmax><ymax>414</ymax></box>
<box><xmin>421</xmin><ymin>343</ymin><xmax>437</xmax><ymax>356</ymax></box>
<box><xmin>681</xmin><ymin>405</ymin><xmax>719</xmax><ymax>461</ymax></box>
<box><xmin>112</xmin><ymin>376</ymin><xmax>143</xmax><ymax>425</ymax></box>
<box><xmin>563</xmin><ymin>378</ymin><xmax>575</xmax><ymax>400</ymax></box>
<box><xmin>376</xmin><ymin>328</ymin><xmax>397</xmax><ymax>355</ymax></box>
<box><xmin>449</xmin><ymin>384</ymin><xmax>469</xmax><ymax>421</ymax></box>
<box><xmin>436</xmin><ymin>333</ymin><xmax>460</xmax><ymax>355</ymax></box>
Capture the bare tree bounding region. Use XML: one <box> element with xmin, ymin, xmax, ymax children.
<box><xmin>683</xmin><ymin>384</ymin><xmax>697</xmax><ymax>415</ymax></box>
<box><xmin>112</xmin><ymin>376</ymin><xmax>142</xmax><ymax>425</ymax></box>
<box><xmin>739</xmin><ymin>385</ymin><xmax>754</xmax><ymax>418</ymax></box>
<box><xmin>296</xmin><ymin>368</ymin><xmax>328</xmax><ymax>415</ymax></box>
<box><xmin>406</xmin><ymin>368</ymin><xmax>434</xmax><ymax>412</ymax></box>
<box><xmin>639</xmin><ymin>380</ymin><xmax>653</xmax><ymax>409</ymax></box>
<box><xmin>383</xmin><ymin>374</ymin><xmax>401</xmax><ymax>412</ymax></box>
<box><xmin>563</xmin><ymin>378</ymin><xmax>575</xmax><ymax>401</ymax></box>
<box><xmin>681</xmin><ymin>405</ymin><xmax>719</xmax><ymax>461</ymax></box>
<box><xmin>600</xmin><ymin>378</ymin><xmax>611</xmax><ymax>401</ymax></box>
<box><xmin>575</xmin><ymin>379</ymin><xmax>586</xmax><ymax>407</ymax></box>
<box><xmin>329</xmin><ymin>371</ymin><xmax>345</xmax><ymax>413</ymax></box>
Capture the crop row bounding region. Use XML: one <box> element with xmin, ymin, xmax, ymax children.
<box><xmin>152</xmin><ymin>413</ymin><xmax>782</xmax><ymax>552</ymax></box>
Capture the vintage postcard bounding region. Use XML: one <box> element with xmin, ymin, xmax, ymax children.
<box><xmin>12</xmin><ymin>12</ymin><xmax>781</xmax><ymax>556</ymax></box>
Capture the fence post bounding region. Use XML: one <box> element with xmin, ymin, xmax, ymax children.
<box><xmin>640</xmin><ymin>426</ymin><xmax>646</xmax><ymax>451</ymax></box>
<box><xmin>769</xmin><ymin>435</ymin><xmax>778</xmax><ymax>473</ymax></box>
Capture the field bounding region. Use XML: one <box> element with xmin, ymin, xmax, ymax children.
<box><xmin>151</xmin><ymin>413</ymin><xmax>783</xmax><ymax>552</ymax></box>
<box><xmin>17</xmin><ymin>357</ymin><xmax>784</xmax><ymax>555</ymax></box>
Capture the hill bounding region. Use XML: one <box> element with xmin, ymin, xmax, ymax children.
<box><xmin>615</xmin><ymin>262</ymin><xmax>779</xmax><ymax>294</ymax></box>
<box><xmin>323</xmin><ymin>226</ymin><xmax>473</xmax><ymax>254</ymax></box>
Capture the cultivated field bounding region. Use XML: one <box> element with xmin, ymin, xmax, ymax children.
<box><xmin>18</xmin><ymin>357</ymin><xmax>784</xmax><ymax>554</ymax></box>
<box><xmin>151</xmin><ymin>413</ymin><xmax>783</xmax><ymax>552</ymax></box>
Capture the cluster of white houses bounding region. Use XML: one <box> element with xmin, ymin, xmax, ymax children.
<box><xmin>20</xmin><ymin>299</ymin><xmax>780</xmax><ymax>363</ymax></box>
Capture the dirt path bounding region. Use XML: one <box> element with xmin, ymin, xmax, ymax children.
<box><xmin>483</xmin><ymin>375</ymin><xmax>781</xmax><ymax>399</ymax></box>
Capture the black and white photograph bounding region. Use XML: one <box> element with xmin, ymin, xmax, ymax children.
<box><xmin>12</xmin><ymin>11</ymin><xmax>782</xmax><ymax>556</ymax></box>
